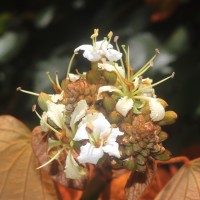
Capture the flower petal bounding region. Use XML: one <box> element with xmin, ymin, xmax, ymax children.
<box><xmin>74</xmin><ymin>44</ymin><xmax>93</xmax><ymax>52</ymax></box>
<box><xmin>97</xmin><ymin>86</ymin><xmax>123</xmax><ymax>100</ymax></box>
<box><xmin>68</xmin><ymin>73</ymin><xmax>80</xmax><ymax>82</ymax></box>
<box><xmin>70</xmin><ymin>100</ymin><xmax>88</xmax><ymax>131</ymax></box>
<box><xmin>102</xmin><ymin>127</ymin><xmax>124</xmax><ymax>158</ymax></box>
<box><xmin>46</xmin><ymin>101</ymin><xmax>65</xmax><ymax>129</ymax></box>
<box><xmin>149</xmin><ymin>98</ymin><xmax>165</xmax><ymax>121</ymax></box>
<box><xmin>83</xmin><ymin>50</ymin><xmax>101</xmax><ymax>62</ymax></box>
<box><xmin>105</xmin><ymin>49</ymin><xmax>122</xmax><ymax>62</ymax></box>
<box><xmin>102</xmin><ymin>142</ymin><xmax>120</xmax><ymax>158</ymax></box>
<box><xmin>92</xmin><ymin>113</ymin><xmax>110</xmax><ymax>135</ymax></box>
<box><xmin>96</xmin><ymin>40</ymin><xmax>113</xmax><ymax>51</ymax></box>
<box><xmin>65</xmin><ymin>150</ymin><xmax>88</xmax><ymax>180</ymax></box>
<box><xmin>98</xmin><ymin>63</ymin><xmax>125</xmax><ymax>78</ymax></box>
<box><xmin>116</xmin><ymin>96</ymin><xmax>133</xmax><ymax>117</ymax></box>
<box><xmin>50</xmin><ymin>91</ymin><xmax>64</xmax><ymax>103</ymax></box>
<box><xmin>73</xmin><ymin>123</ymin><xmax>88</xmax><ymax>141</ymax></box>
<box><xmin>78</xmin><ymin>143</ymin><xmax>104</xmax><ymax>164</ymax></box>
<box><xmin>40</xmin><ymin>112</ymin><xmax>49</xmax><ymax>132</ymax></box>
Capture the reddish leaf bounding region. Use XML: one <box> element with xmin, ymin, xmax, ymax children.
<box><xmin>0</xmin><ymin>115</ymin><xmax>60</xmax><ymax>200</ymax></box>
<box><xmin>125</xmin><ymin>160</ymin><xmax>156</xmax><ymax>200</ymax></box>
<box><xmin>155</xmin><ymin>158</ymin><xmax>200</xmax><ymax>200</ymax></box>
<box><xmin>31</xmin><ymin>126</ymin><xmax>88</xmax><ymax>190</ymax></box>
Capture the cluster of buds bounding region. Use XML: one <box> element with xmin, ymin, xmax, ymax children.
<box><xmin>18</xmin><ymin>29</ymin><xmax>177</xmax><ymax>180</ymax></box>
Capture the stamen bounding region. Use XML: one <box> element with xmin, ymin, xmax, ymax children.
<box><xmin>127</xmin><ymin>46</ymin><xmax>131</xmax><ymax>81</ymax></box>
<box><xmin>114</xmin><ymin>36</ymin><xmax>125</xmax><ymax>71</ymax></box>
<box><xmin>150</xmin><ymin>72</ymin><xmax>175</xmax><ymax>88</ymax></box>
<box><xmin>91</xmin><ymin>28</ymin><xmax>99</xmax><ymax>47</ymax></box>
<box><xmin>132</xmin><ymin>72</ymin><xmax>175</xmax><ymax>96</ymax></box>
<box><xmin>131</xmin><ymin>51</ymin><xmax>158</xmax><ymax>81</ymax></box>
<box><xmin>55</xmin><ymin>71</ymin><xmax>62</xmax><ymax>90</ymax></box>
<box><xmin>66</xmin><ymin>52</ymin><xmax>77</xmax><ymax>78</ymax></box>
<box><xmin>113</xmin><ymin>64</ymin><xmax>128</xmax><ymax>93</ymax></box>
<box><xmin>46</xmin><ymin>72</ymin><xmax>56</xmax><ymax>86</ymax></box>
<box><xmin>16</xmin><ymin>87</ymin><xmax>39</xmax><ymax>96</ymax></box>
<box><xmin>32</xmin><ymin>105</ymin><xmax>62</xmax><ymax>137</ymax></box>
<box><xmin>36</xmin><ymin>144</ymin><xmax>67</xmax><ymax>169</ymax></box>
<box><xmin>107</xmin><ymin>31</ymin><xmax>113</xmax><ymax>47</ymax></box>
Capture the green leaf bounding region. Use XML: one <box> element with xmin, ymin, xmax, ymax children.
<box><xmin>155</xmin><ymin>158</ymin><xmax>200</xmax><ymax>200</ymax></box>
<box><xmin>0</xmin><ymin>115</ymin><xmax>60</xmax><ymax>200</ymax></box>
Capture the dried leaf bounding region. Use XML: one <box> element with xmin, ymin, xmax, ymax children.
<box><xmin>155</xmin><ymin>158</ymin><xmax>200</xmax><ymax>200</ymax></box>
<box><xmin>0</xmin><ymin>115</ymin><xmax>60</xmax><ymax>200</ymax></box>
<box><xmin>31</xmin><ymin>126</ymin><xmax>88</xmax><ymax>190</ymax></box>
<box><xmin>125</xmin><ymin>160</ymin><xmax>156</xmax><ymax>200</ymax></box>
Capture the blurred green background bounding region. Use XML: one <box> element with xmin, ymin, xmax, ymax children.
<box><xmin>0</xmin><ymin>0</ymin><xmax>200</xmax><ymax>158</ymax></box>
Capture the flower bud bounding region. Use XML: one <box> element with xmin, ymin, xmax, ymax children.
<box><xmin>158</xmin><ymin>131</ymin><xmax>168</xmax><ymax>142</ymax></box>
<box><xmin>153</xmin><ymin>150</ymin><xmax>171</xmax><ymax>161</ymax></box>
<box><xmin>86</xmin><ymin>70</ymin><xmax>101</xmax><ymax>84</ymax></box>
<box><xmin>102</xmin><ymin>95</ymin><xmax>116</xmax><ymax>112</ymax></box>
<box><xmin>158</xmin><ymin>111</ymin><xmax>177</xmax><ymax>126</ymax></box>
<box><xmin>157</xmin><ymin>98</ymin><xmax>168</xmax><ymax>108</ymax></box>
<box><xmin>135</xmin><ymin>154</ymin><xmax>146</xmax><ymax>165</ymax></box>
<box><xmin>103</xmin><ymin>71</ymin><xmax>117</xmax><ymax>85</ymax></box>
<box><xmin>123</xmin><ymin>158</ymin><xmax>136</xmax><ymax>170</ymax></box>
<box><xmin>136</xmin><ymin>164</ymin><xmax>147</xmax><ymax>172</ymax></box>
<box><xmin>38</xmin><ymin>92</ymin><xmax>51</xmax><ymax>111</ymax></box>
<box><xmin>125</xmin><ymin>145</ymin><xmax>134</xmax><ymax>156</ymax></box>
<box><xmin>108</xmin><ymin>110</ymin><xmax>123</xmax><ymax>124</ymax></box>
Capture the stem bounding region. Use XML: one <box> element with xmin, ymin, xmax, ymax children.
<box><xmin>156</xmin><ymin>156</ymin><xmax>190</xmax><ymax>165</ymax></box>
<box><xmin>80</xmin><ymin>167</ymin><xmax>113</xmax><ymax>200</ymax></box>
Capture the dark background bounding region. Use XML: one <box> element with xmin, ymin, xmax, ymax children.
<box><xmin>0</xmin><ymin>0</ymin><xmax>200</xmax><ymax>158</ymax></box>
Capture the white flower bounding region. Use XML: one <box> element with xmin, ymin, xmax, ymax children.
<box><xmin>98</xmin><ymin>63</ymin><xmax>125</xmax><ymax>78</ymax></box>
<box><xmin>46</xmin><ymin>100</ymin><xmax>65</xmax><ymax>129</ymax></box>
<box><xmin>70</xmin><ymin>100</ymin><xmax>88</xmax><ymax>131</ymax></box>
<box><xmin>50</xmin><ymin>91</ymin><xmax>64</xmax><ymax>103</ymax></box>
<box><xmin>68</xmin><ymin>73</ymin><xmax>80</xmax><ymax>82</ymax></box>
<box><xmin>40</xmin><ymin>112</ymin><xmax>49</xmax><ymax>132</ymax></box>
<box><xmin>116</xmin><ymin>96</ymin><xmax>133</xmax><ymax>117</ymax></box>
<box><xmin>74</xmin><ymin>40</ymin><xmax>122</xmax><ymax>62</ymax></box>
<box><xmin>140</xmin><ymin>78</ymin><xmax>156</xmax><ymax>98</ymax></box>
<box><xmin>73</xmin><ymin>113</ymin><xmax>124</xmax><ymax>164</ymax></box>
<box><xmin>97</xmin><ymin>85</ymin><xmax>123</xmax><ymax>100</ymax></box>
<box><xmin>65</xmin><ymin>150</ymin><xmax>88</xmax><ymax>180</ymax></box>
<box><xmin>149</xmin><ymin>98</ymin><xmax>165</xmax><ymax>121</ymax></box>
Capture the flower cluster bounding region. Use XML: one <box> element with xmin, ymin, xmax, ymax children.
<box><xmin>18</xmin><ymin>29</ymin><xmax>177</xmax><ymax>180</ymax></box>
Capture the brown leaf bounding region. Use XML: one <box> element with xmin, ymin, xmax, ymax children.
<box><xmin>31</xmin><ymin>126</ymin><xmax>88</xmax><ymax>190</ymax></box>
<box><xmin>155</xmin><ymin>158</ymin><xmax>200</xmax><ymax>200</ymax></box>
<box><xmin>0</xmin><ymin>115</ymin><xmax>60</xmax><ymax>200</ymax></box>
<box><xmin>125</xmin><ymin>160</ymin><xmax>156</xmax><ymax>200</ymax></box>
